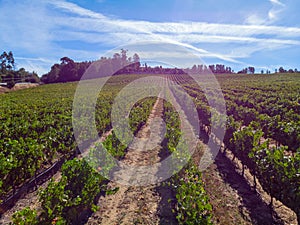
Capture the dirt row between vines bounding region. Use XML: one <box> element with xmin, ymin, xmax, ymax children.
<box><xmin>87</xmin><ymin>97</ymin><xmax>177</xmax><ymax>225</ymax></box>
<box><xmin>0</xmin><ymin>96</ymin><xmax>176</xmax><ymax>225</ymax></box>
<box><xmin>2</xmin><ymin>93</ymin><xmax>297</xmax><ymax>225</ymax></box>
<box><xmin>202</xmin><ymin>144</ymin><xmax>298</xmax><ymax>225</ymax></box>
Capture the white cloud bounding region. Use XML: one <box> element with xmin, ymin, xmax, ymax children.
<box><xmin>245</xmin><ymin>0</ymin><xmax>286</xmax><ymax>25</ymax></box>
<box><xmin>268</xmin><ymin>0</ymin><xmax>285</xmax><ymax>22</ymax></box>
<box><xmin>245</xmin><ymin>14</ymin><xmax>267</xmax><ymax>25</ymax></box>
<box><xmin>51</xmin><ymin>0</ymin><xmax>106</xmax><ymax>19</ymax></box>
<box><xmin>14</xmin><ymin>57</ymin><xmax>56</xmax><ymax>75</ymax></box>
<box><xmin>49</xmin><ymin>0</ymin><xmax>299</xmax><ymax>64</ymax></box>
<box><xmin>1</xmin><ymin>0</ymin><xmax>298</xmax><ymax>74</ymax></box>
<box><xmin>269</xmin><ymin>0</ymin><xmax>285</xmax><ymax>7</ymax></box>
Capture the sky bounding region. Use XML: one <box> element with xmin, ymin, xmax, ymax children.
<box><xmin>0</xmin><ymin>0</ymin><xmax>300</xmax><ymax>75</ymax></box>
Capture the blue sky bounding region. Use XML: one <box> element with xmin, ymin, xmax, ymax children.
<box><xmin>0</xmin><ymin>0</ymin><xmax>300</xmax><ymax>75</ymax></box>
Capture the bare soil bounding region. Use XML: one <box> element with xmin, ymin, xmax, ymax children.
<box><xmin>87</xmin><ymin>98</ymin><xmax>177</xmax><ymax>225</ymax></box>
<box><xmin>202</xmin><ymin>147</ymin><xmax>298</xmax><ymax>225</ymax></box>
<box><xmin>1</xmin><ymin>90</ymin><xmax>297</xmax><ymax>225</ymax></box>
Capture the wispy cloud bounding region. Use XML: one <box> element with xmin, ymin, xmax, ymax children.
<box><xmin>269</xmin><ymin>0</ymin><xmax>285</xmax><ymax>7</ymax></box>
<box><xmin>49</xmin><ymin>0</ymin><xmax>299</xmax><ymax>62</ymax></box>
<box><xmin>268</xmin><ymin>0</ymin><xmax>285</xmax><ymax>22</ymax></box>
<box><xmin>0</xmin><ymin>0</ymin><xmax>298</xmax><ymax>74</ymax></box>
<box><xmin>245</xmin><ymin>0</ymin><xmax>286</xmax><ymax>25</ymax></box>
<box><xmin>51</xmin><ymin>0</ymin><xmax>106</xmax><ymax>19</ymax></box>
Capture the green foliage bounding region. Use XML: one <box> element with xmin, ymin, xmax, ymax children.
<box><xmin>39</xmin><ymin>179</ymin><xmax>68</xmax><ymax>224</ymax></box>
<box><xmin>174</xmin><ymin>165</ymin><xmax>212</xmax><ymax>225</ymax></box>
<box><xmin>87</xmin><ymin>141</ymin><xmax>116</xmax><ymax>178</ymax></box>
<box><xmin>11</xmin><ymin>207</ymin><xmax>38</xmax><ymax>225</ymax></box>
<box><xmin>7</xmin><ymin>80</ymin><xmax>15</xmax><ymax>88</ymax></box>
<box><xmin>3</xmin><ymin>72</ymin><xmax>300</xmax><ymax>223</ymax></box>
<box><xmin>0</xmin><ymin>81</ymin><xmax>113</xmax><ymax>198</ymax></box>
<box><xmin>129</xmin><ymin>97</ymin><xmax>157</xmax><ymax>134</ymax></box>
<box><xmin>0</xmin><ymin>51</ymin><xmax>14</xmax><ymax>73</ymax></box>
<box><xmin>252</xmin><ymin>144</ymin><xmax>300</xmax><ymax>218</ymax></box>
<box><xmin>39</xmin><ymin>158</ymin><xmax>103</xmax><ymax>224</ymax></box>
<box><xmin>0</xmin><ymin>74</ymin><xmax>157</xmax><ymax>199</ymax></box>
<box><xmin>41</xmin><ymin>58</ymin><xmax>91</xmax><ymax>83</ymax></box>
<box><xmin>173</xmin><ymin>72</ymin><xmax>300</xmax><ymax>222</ymax></box>
<box><xmin>163</xmin><ymin>98</ymin><xmax>212</xmax><ymax>224</ymax></box>
<box><xmin>8</xmin><ymin>78</ymin><xmax>159</xmax><ymax>224</ymax></box>
<box><xmin>41</xmin><ymin>50</ymin><xmax>142</xmax><ymax>83</ymax></box>
<box><xmin>102</xmin><ymin>131</ymin><xmax>127</xmax><ymax>159</ymax></box>
<box><xmin>0</xmin><ymin>51</ymin><xmax>40</xmax><ymax>84</ymax></box>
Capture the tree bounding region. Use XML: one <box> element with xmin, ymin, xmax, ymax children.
<box><xmin>0</xmin><ymin>51</ymin><xmax>8</xmax><ymax>73</ymax></box>
<box><xmin>132</xmin><ymin>53</ymin><xmax>141</xmax><ymax>72</ymax></box>
<box><xmin>7</xmin><ymin>80</ymin><xmax>15</xmax><ymax>88</ymax></box>
<box><xmin>225</xmin><ymin>66</ymin><xmax>232</xmax><ymax>73</ymax></box>
<box><xmin>59</xmin><ymin>57</ymin><xmax>77</xmax><ymax>82</ymax></box>
<box><xmin>120</xmin><ymin>49</ymin><xmax>128</xmax><ymax>67</ymax></box>
<box><xmin>60</xmin><ymin>56</ymin><xmax>73</xmax><ymax>65</ymax></box>
<box><xmin>112</xmin><ymin>53</ymin><xmax>121</xmax><ymax>71</ymax></box>
<box><xmin>132</xmin><ymin>53</ymin><xmax>140</xmax><ymax>63</ymax></box>
<box><xmin>25</xmin><ymin>72</ymin><xmax>40</xmax><ymax>83</ymax></box>
<box><xmin>237</xmin><ymin>68</ymin><xmax>248</xmax><ymax>74</ymax></box>
<box><xmin>191</xmin><ymin>65</ymin><xmax>197</xmax><ymax>73</ymax></box>
<box><xmin>7</xmin><ymin>51</ymin><xmax>15</xmax><ymax>70</ymax></box>
<box><xmin>248</xmin><ymin>66</ymin><xmax>255</xmax><ymax>74</ymax></box>
<box><xmin>0</xmin><ymin>51</ymin><xmax>15</xmax><ymax>73</ymax></box>
<box><xmin>278</xmin><ymin>67</ymin><xmax>285</xmax><ymax>73</ymax></box>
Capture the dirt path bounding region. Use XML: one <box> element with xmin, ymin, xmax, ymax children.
<box><xmin>87</xmin><ymin>97</ymin><xmax>177</xmax><ymax>225</ymax></box>
<box><xmin>202</xmin><ymin>147</ymin><xmax>297</xmax><ymax>225</ymax></box>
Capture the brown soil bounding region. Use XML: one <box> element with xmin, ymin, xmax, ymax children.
<box><xmin>87</xmin><ymin>98</ymin><xmax>177</xmax><ymax>225</ymax></box>
<box><xmin>1</xmin><ymin>86</ymin><xmax>297</xmax><ymax>225</ymax></box>
<box><xmin>202</xmin><ymin>147</ymin><xmax>298</xmax><ymax>225</ymax></box>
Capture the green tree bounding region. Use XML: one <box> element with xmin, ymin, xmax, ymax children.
<box><xmin>278</xmin><ymin>67</ymin><xmax>285</xmax><ymax>73</ymax></box>
<box><xmin>0</xmin><ymin>51</ymin><xmax>15</xmax><ymax>73</ymax></box>
<box><xmin>120</xmin><ymin>48</ymin><xmax>128</xmax><ymax>67</ymax></box>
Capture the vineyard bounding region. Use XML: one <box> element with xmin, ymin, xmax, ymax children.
<box><xmin>0</xmin><ymin>72</ymin><xmax>299</xmax><ymax>224</ymax></box>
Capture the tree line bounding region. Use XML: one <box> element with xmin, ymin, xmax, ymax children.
<box><xmin>41</xmin><ymin>49</ymin><xmax>186</xmax><ymax>83</ymax></box>
<box><xmin>40</xmin><ymin>57</ymin><xmax>92</xmax><ymax>83</ymax></box>
<box><xmin>2</xmin><ymin>50</ymin><xmax>299</xmax><ymax>86</ymax></box>
<box><xmin>41</xmin><ymin>49</ymin><xmax>300</xmax><ymax>84</ymax></box>
<box><xmin>0</xmin><ymin>51</ymin><xmax>40</xmax><ymax>88</ymax></box>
